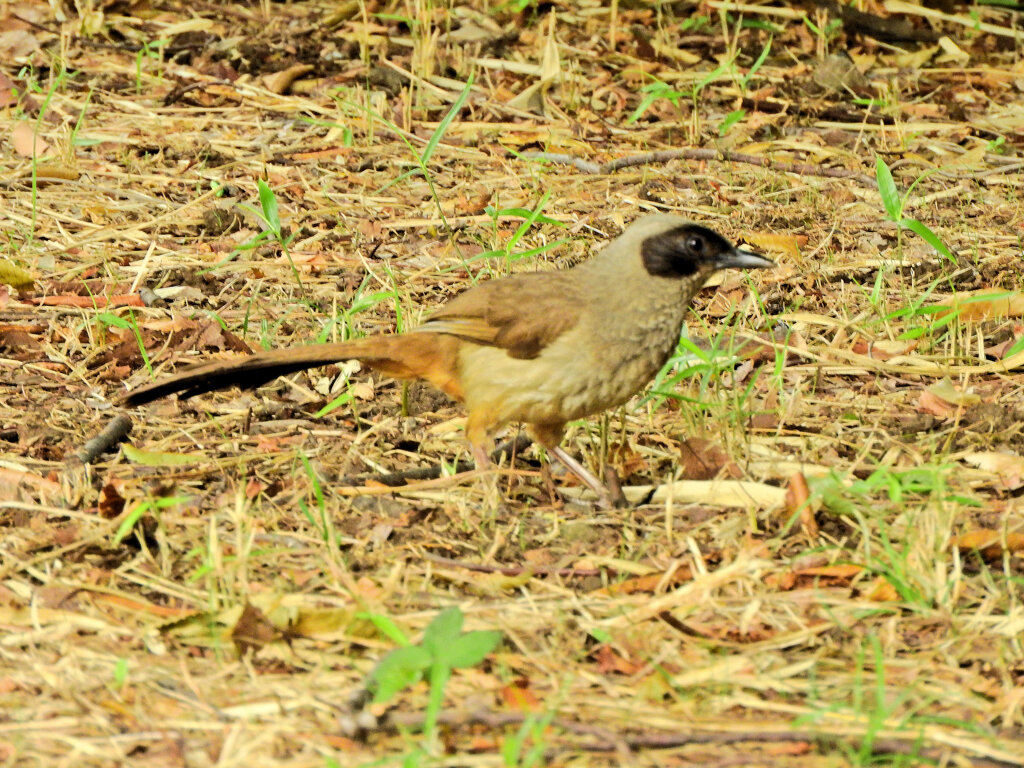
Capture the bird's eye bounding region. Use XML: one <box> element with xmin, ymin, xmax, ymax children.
<box><xmin>685</xmin><ymin>235</ymin><xmax>705</xmax><ymax>255</ymax></box>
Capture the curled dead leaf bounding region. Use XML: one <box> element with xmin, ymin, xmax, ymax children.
<box><xmin>936</xmin><ymin>290</ymin><xmax>1024</xmax><ymax>322</ymax></box>
<box><xmin>926</xmin><ymin>377</ymin><xmax>980</xmax><ymax>407</ymax></box>
<box><xmin>677</xmin><ymin>437</ymin><xmax>740</xmax><ymax>480</ymax></box>
<box><xmin>917</xmin><ymin>389</ymin><xmax>954</xmax><ymax>419</ymax></box>
<box><xmin>851</xmin><ymin>337</ymin><xmax>918</xmax><ymax>360</ymax></box>
<box><xmin>785</xmin><ymin>472</ymin><xmax>818</xmax><ymax>538</ymax></box>
<box><xmin>866</xmin><ymin>577</ymin><xmax>899</xmax><ymax>602</ymax></box>
<box><xmin>262</xmin><ymin>64</ymin><xmax>315</xmax><ymax>94</ymax></box>
<box><xmin>231</xmin><ymin>602</ymin><xmax>280</xmax><ymax>656</ymax></box>
<box><xmin>23</xmin><ymin>294</ymin><xmax>144</xmax><ymax>308</ymax></box>
<box><xmin>962</xmin><ymin>451</ymin><xmax>1024</xmax><ymax>490</ymax></box>
<box><xmin>596</xmin><ymin>565</ymin><xmax>694</xmax><ymax>596</ymax></box>
<box><xmin>0</xmin><ymin>466</ymin><xmax>62</xmax><ymax>504</ymax></box>
<box><xmin>31</xmin><ymin>164</ymin><xmax>80</xmax><ymax>182</ymax></box>
<box><xmin>951</xmin><ymin>529</ymin><xmax>1024</xmax><ymax>560</ymax></box>
<box><xmin>742</xmin><ymin>232</ymin><xmax>807</xmax><ymax>260</ymax></box>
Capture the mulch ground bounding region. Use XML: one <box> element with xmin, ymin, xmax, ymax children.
<box><xmin>2</xmin><ymin>1</ymin><xmax>1024</xmax><ymax>766</ymax></box>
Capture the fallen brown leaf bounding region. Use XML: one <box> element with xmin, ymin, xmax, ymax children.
<box><xmin>951</xmin><ymin>529</ymin><xmax>1024</xmax><ymax>559</ymax></box>
<box><xmin>963</xmin><ymin>451</ymin><xmax>1024</xmax><ymax>490</ymax></box>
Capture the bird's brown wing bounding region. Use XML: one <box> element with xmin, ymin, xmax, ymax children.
<box><xmin>422</xmin><ymin>272</ymin><xmax>583</xmax><ymax>359</ymax></box>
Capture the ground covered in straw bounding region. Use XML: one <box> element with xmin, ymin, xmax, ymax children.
<box><xmin>2</xmin><ymin>1</ymin><xmax>1024</xmax><ymax>765</ymax></box>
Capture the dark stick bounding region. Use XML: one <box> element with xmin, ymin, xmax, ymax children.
<box><xmin>70</xmin><ymin>414</ymin><xmax>133</xmax><ymax>465</ymax></box>
<box><xmin>522</xmin><ymin>149</ymin><xmax>874</xmax><ymax>185</ymax></box>
<box><xmin>336</xmin><ymin>435</ymin><xmax>534</xmax><ymax>487</ymax></box>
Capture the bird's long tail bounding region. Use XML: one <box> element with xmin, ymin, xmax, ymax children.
<box><xmin>121</xmin><ymin>333</ymin><xmax>464</xmax><ymax>406</ymax></box>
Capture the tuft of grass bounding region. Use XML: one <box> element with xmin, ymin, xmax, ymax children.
<box><xmin>135</xmin><ymin>37</ymin><xmax>170</xmax><ymax>93</ymax></box>
<box><xmin>361</xmin><ymin>606</ymin><xmax>502</xmax><ymax>759</ymax></box>
<box><xmin>241</xmin><ymin>179</ymin><xmax>304</xmax><ymax>290</ymax></box>
<box><xmin>338</xmin><ymin>73</ymin><xmax>476</xmax><ymax>230</ymax></box>
<box><xmin>296</xmin><ymin>450</ymin><xmax>334</xmax><ymax>548</ymax></box>
<box><xmin>875</xmin><ymin>156</ymin><xmax>956</xmax><ymax>264</ymax></box>
<box><xmin>466</xmin><ymin>190</ymin><xmax>566</xmax><ymax>277</ymax></box>
<box><xmin>97</xmin><ymin>308</ymin><xmax>152</xmax><ymax>375</ymax></box>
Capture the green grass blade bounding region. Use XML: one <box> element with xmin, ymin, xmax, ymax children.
<box><xmin>875</xmin><ymin>156</ymin><xmax>902</xmax><ymax>220</ymax></box>
<box><xmin>420</xmin><ymin>73</ymin><xmax>475</xmax><ymax>167</ymax></box>
<box><xmin>257</xmin><ymin>179</ymin><xmax>280</xmax><ymax>232</ymax></box>
<box><xmin>903</xmin><ymin>218</ymin><xmax>956</xmax><ymax>263</ymax></box>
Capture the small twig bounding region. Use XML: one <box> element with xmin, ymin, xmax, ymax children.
<box><xmin>739</xmin><ymin>97</ymin><xmax>895</xmax><ymax>127</ymax></box>
<box><xmin>422</xmin><ymin>554</ymin><xmax>601</xmax><ymax>578</ymax></box>
<box><xmin>519</xmin><ymin>152</ymin><xmax>603</xmax><ymax>174</ymax></box>
<box><xmin>522</xmin><ymin>149</ymin><xmax>873</xmax><ymax>185</ymax></box>
<box><xmin>336</xmin><ymin>435</ymin><xmax>534</xmax><ymax>487</ymax></box>
<box><xmin>70</xmin><ymin>414</ymin><xmax>133</xmax><ymax>466</ymax></box>
<box><xmin>335</xmin><ymin>706</ymin><xmax>1022</xmax><ymax>766</ymax></box>
<box><xmin>163</xmin><ymin>79</ymin><xmax>235</xmax><ymax>107</ymax></box>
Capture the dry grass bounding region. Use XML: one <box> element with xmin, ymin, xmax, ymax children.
<box><xmin>2</xmin><ymin>1</ymin><xmax>1024</xmax><ymax>766</ymax></box>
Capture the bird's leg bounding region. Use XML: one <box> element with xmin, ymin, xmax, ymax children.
<box><xmin>467</xmin><ymin>414</ymin><xmax>495</xmax><ymax>471</ymax></box>
<box><xmin>529</xmin><ymin>423</ymin><xmax>618</xmax><ymax>508</ymax></box>
<box><xmin>548</xmin><ymin>445</ymin><xmax>619</xmax><ymax>510</ymax></box>
<box><xmin>469</xmin><ymin>437</ymin><xmax>503</xmax><ymax>511</ymax></box>
<box><xmin>471</xmin><ymin>442</ymin><xmax>492</xmax><ymax>470</ymax></box>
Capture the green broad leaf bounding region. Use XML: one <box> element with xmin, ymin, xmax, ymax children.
<box><xmin>805</xmin><ymin>473</ymin><xmax>858</xmax><ymax>517</ymax></box>
<box><xmin>898</xmin><ymin>326</ymin><xmax>927</xmax><ymax>341</ymax></box>
<box><xmin>113</xmin><ymin>657</ymin><xmax>129</xmax><ymax>687</ymax></box>
<box><xmin>875</xmin><ymin>156</ymin><xmax>902</xmax><ymax>220</ymax></box>
<box><xmin>369</xmin><ymin>645</ymin><xmax>432</xmax><ymax>703</ymax></box>
<box><xmin>742</xmin><ymin>19</ymin><xmax>780</xmax><ymax>32</ymax></box>
<box><xmin>485</xmin><ymin>206</ymin><xmax>563</xmax><ymax>227</ymax></box>
<box><xmin>676</xmin><ymin>335</ymin><xmax>711</xmax><ymax>362</ymax></box>
<box><xmin>113</xmin><ymin>501</ymin><xmax>151</xmax><ymax>544</ymax></box>
<box><xmin>421</xmin><ymin>606</ymin><xmax>464</xmax><ymax>653</ymax></box>
<box><xmin>696</xmin><ymin>60</ymin><xmax>731</xmax><ymax>93</ymax></box>
<box><xmin>902</xmin><ymin>218</ymin><xmax>956</xmax><ymax>263</ymax></box>
<box><xmin>718</xmin><ymin>109</ymin><xmax>746</xmax><ymax>136</ymax></box>
<box><xmin>627</xmin><ymin>80</ymin><xmax>678</xmax><ymax>123</ymax></box>
<box><xmin>375</xmin><ymin>166</ymin><xmax>423</xmax><ymax>194</ymax></box>
<box><xmin>315</xmin><ymin>389</ymin><xmax>354</xmax><ymax>418</ymax></box>
<box><xmin>486</xmin><ymin>205</ymin><xmax>529</xmax><ymax>218</ymax></box>
<box><xmin>590</xmin><ymin>628</ymin><xmax>612</xmax><ymax>643</ymax></box>
<box><xmin>464</xmin><ymin>248</ymin><xmax>505</xmax><ymax>264</ymax></box>
<box><xmin>112</xmin><ymin>496</ymin><xmax>185</xmax><ymax>545</ymax></box>
<box><xmin>256</xmin><ymin>179</ymin><xmax>280</xmax><ymax>231</ymax></box>
<box><xmin>626</xmin><ymin>92</ymin><xmax>659</xmax><ymax>123</ymax></box>
<box><xmin>1005</xmin><ymin>333</ymin><xmax>1024</xmax><ymax>358</ymax></box>
<box><xmin>443</xmin><ymin>630</ymin><xmax>502</xmax><ymax>668</ymax></box>
<box><xmin>360</xmin><ymin>612</ymin><xmax>411</xmax><ymax>647</ymax></box>
<box><xmin>114</xmin><ymin>499</ymin><xmax>180</xmax><ymax>548</ymax></box>
<box><xmin>122</xmin><ymin>443</ymin><xmax>207</xmax><ymax>466</ymax></box>
<box><xmin>680</xmin><ymin>14</ymin><xmax>709</xmax><ymax>32</ymax></box>
<box><xmin>506</xmin><ymin>189</ymin><xmax>553</xmax><ymax>250</ymax></box>
<box><xmin>97</xmin><ymin>312</ymin><xmax>130</xmax><ymax>329</ymax></box>
<box><xmin>503</xmin><ymin>238</ymin><xmax>569</xmax><ymax>263</ymax></box>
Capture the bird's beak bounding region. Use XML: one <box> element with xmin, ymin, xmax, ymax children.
<box><xmin>715</xmin><ymin>247</ymin><xmax>774</xmax><ymax>271</ymax></box>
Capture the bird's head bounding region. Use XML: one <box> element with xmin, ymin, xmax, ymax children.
<box><xmin>637</xmin><ymin>218</ymin><xmax>774</xmax><ymax>279</ymax></box>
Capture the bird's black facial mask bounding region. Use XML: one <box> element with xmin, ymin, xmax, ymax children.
<box><xmin>641</xmin><ymin>224</ymin><xmax>735</xmax><ymax>278</ymax></box>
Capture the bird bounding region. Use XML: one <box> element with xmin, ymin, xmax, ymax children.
<box><xmin>122</xmin><ymin>215</ymin><xmax>773</xmax><ymax>505</ymax></box>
